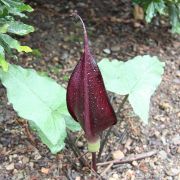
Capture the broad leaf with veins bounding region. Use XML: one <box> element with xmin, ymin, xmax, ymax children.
<box><xmin>98</xmin><ymin>56</ymin><xmax>165</xmax><ymax>123</ymax></box>
<box><xmin>0</xmin><ymin>64</ymin><xmax>80</xmax><ymax>153</ymax></box>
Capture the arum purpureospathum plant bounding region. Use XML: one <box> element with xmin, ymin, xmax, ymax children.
<box><xmin>0</xmin><ymin>9</ymin><xmax>165</xmax><ymax>173</ymax></box>
<box><xmin>67</xmin><ymin>14</ymin><xmax>117</xmax><ymax>171</ymax></box>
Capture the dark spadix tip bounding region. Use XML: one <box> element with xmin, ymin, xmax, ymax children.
<box><xmin>66</xmin><ymin>14</ymin><xmax>117</xmax><ymax>143</ymax></box>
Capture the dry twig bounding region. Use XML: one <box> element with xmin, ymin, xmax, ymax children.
<box><xmin>100</xmin><ymin>162</ymin><xmax>113</xmax><ymax>176</ymax></box>
<box><xmin>97</xmin><ymin>150</ymin><xmax>157</xmax><ymax>166</ymax></box>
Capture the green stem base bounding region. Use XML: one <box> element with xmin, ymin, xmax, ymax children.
<box><xmin>88</xmin><ymin>138</ymin><xmax>100</xmax><ymax>152</ymax></box>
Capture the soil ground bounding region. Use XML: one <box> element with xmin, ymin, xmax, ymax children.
<box><xmin>0</xmin><ymin>0</ymin><xmax>180</xmax><ymax>179</ymax></box>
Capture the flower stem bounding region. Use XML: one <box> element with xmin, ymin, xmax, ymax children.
<box><xmin>97</xmin><ymin>95</ymin><xmax>129</xmax><ymax>162</ymax></box>
<box><xmin>92</xmin><ymin>152</ymin><xmax>97</xmax><ymax>172</ymax></box>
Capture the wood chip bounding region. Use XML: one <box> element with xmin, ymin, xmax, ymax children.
<box><xmin>112</xmin><ymin>150</ymin><xmax>124</xmax><ymax>160</ymax></box>
<box><xmin>41</xmin><ymin>167</ymin><xmax>49</xmax><ymax>174</ymax></box>
<box><xmin>6</xmin><ymin>163</ymin><xmax>14</xmax><ymax>171</ymax></box>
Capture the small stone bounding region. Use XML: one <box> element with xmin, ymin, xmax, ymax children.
<box><xmin>159</xmin><ymin>102</ymin><xmax>171</xmax><ymax>110</ymax></box>
<box><xmin>139</xmin><ymin>162</ymin><xmax>148</xmax><ymax>173</ymax></box>
<box><xmin>173</xmin><ymin>78</ymin><xmax>180</xmax><ymax>84</ymax></box>
<box><xmin>109</xmin><ymin>177</ymin><xmax>117</xmax><ymax>180</ymax></box>
<box><xmin>103</xmin><ymin>48</ymin><xmax>111</xmax><ymax>54</ymax></box>
<box><xmin>77</xmin><ymin>2</ymin><xmax>87</xmax><ymax>7</ymax></box>
<box><xmin>52</xmin><ymin>56</ymin><xmax>59</xmax><ymax>62</ymax></box>
<box><xmin>125</xmin><ymin>138</ymin><xmax>133</xmax><ymax>150</ymax></box>
<box><xmin>16</xmin><ymin>172</ymin><xmax>24</xmax><ymax>179</ymax></box>
<box><xmin>112</xmin><ymin>173</ymin><xmax>119</xmax><ymax>179</ymax></box>
<box><xmin>162</xmin><ymin>129</ymin><xmax>169</xmax><ymax>136</ymax></box>
<box><xmin>6</xmin><ymin>163</ymin><xmax>14</xmax><ymax>171</ymax></box>
<box><xmin>34</xmin><ymin>150</ymin><xmax>41</xmax><ymax>160</ymax></box>
<box><xmin>13</xmin><ymin>154</ymin><xmax>17</xmax><ymax>158</ymax></box>
<box><xmin>126</xmin><ymin>169</ymin><xmax>135</xmax><ymax>180</ymax></box>
<box><xmin>166</xmin><ymin>177</ymin><xmax>173</xmax><ymax>180</ymax></box>
<box><xmin>134</xmin><ymin>22</ymin><xmax>142</xmax><ymax>28</ymax></box>
<box><xmin>14</xmin><ymin>163</ymin><xmax>24</xmax><ymax>170</ymax></box>
<box><xmin>22</xmin><ymin>157</ymin><xmax>29</xmax><ymax>164</ymax></box>
<box><xmin>172</xmin><ymin>135</ymin><xmax>180</xmax><ymax>145</ymax></box>
<box><xmin>149</xmin><ymin>161</ymin><xmax>156</xmax><ymax>169</ymax></box>
<box><xmin>75</xmin><ymin>176</ymin><xmax>81</xmax><ymax>180</ymax></box>
<box><xmin>159</xmin><ymin>150</ymin><xmax>167</xmax><ymax>159</ymax></box>
<box><xmin>160</xmin><ymin>117</ymin><xmax>166</xmax><ymax>122</ymax></box>
<box><xmin>9</xmin><ymin>155</ymin><xmax>13</xmax><ymax>162</ymax></box>
<box><xmin>177</xmin><ymin>147</ymin><xmax>180</xmax><ymax>154</ymax></box>
<box><xmin>13</xmin><ymin>169</ymin><xmax>18</xmax><ymax>174</ymax></box>
<box><xmin>132</xmin><ymin>161</ymin><xmax>138</xmax><ymax>167</ymax></box>
<box><xmin>161</xmin><ymin>136</ymin><xmax>167</xmax><ymax>145</ymax></box>
<box><xmin>178</xmin><ymin>112</ymin><xmax>180</xmax><ymax>118</ymax></box>
<box><xmin>62</xmin><ymin>52</ymin><xmax>69</xmax><ymax>60</ymax></box>
<box><xmin>112</xmin><ymin>150</ymin><xmax>124</xmax><ymax>160</ymax></box>
<box><xmin>154</xmin><ymin>130</ymin><xmax>160</xmax><ymax>137</ymax></box>
<box><xmin>111</xmin><ymin>45</ymin><xmax>120</xmax><ymax>52</ymax></box>
<box><xmin>176</xmin><ymin>70</ymin><xmax>180</xmax><ymax>77</ymax></box>
<box><xmin>173</xmin><ymin>41</ymin><xmax>180</xmax><ymax>48</ymax></box>
<box><xmin>165</xmin><ymin>168</ymin><xmax>180</xmax><ymax>176</ymax></box>
<box><xmin>29</xmin><ymin>162</ymin><xmax>34</xmax><ymax>168</ymax></box>
<box><xmin>41</xmin><ymin>167</ymin><xmax>50</xmax><ymax>174</ymax></box>
<box><xmin>62</xmin><ymin>44</ymin><xmax>68</xmax><ymax>49</ymax></box>
<box><xmin>77</xmin><ymin>141</ymin><xmax>83</xmax><ymax>148</ymax></box>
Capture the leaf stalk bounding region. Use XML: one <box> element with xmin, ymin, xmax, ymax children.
<box><xmin>97</xmin><ymin>95</ymin><xmax>129</xmax><ymax>162</ymax></box>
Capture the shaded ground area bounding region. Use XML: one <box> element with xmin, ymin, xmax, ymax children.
<box><xmin>0</xmin><ymin>0</ymin><xmax>180</xmax><ymax>179</ymax></box>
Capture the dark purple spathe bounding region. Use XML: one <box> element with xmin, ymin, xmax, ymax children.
<box><xmin>66</xmin><ymin>15</ymin><xmax>117</xmax><ymax>142</ymax></box>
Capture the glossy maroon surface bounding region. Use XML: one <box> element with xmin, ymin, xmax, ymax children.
<box><xmin>66</xmin><ymin>15</ymin><xmax>117</xmax><ymax>142</ymax></box>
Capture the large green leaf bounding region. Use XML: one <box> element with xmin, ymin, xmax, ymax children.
<box><xmin>0</xmin><ymin>64</ymin><xmax>78</xmax><ymax>153</ymax></box>
<box><xmin>0</xmin><ymin>23</ymin><xmax>9</xmax><ymax>33</ymax></box>
<box><xmin>145</xmin><ymin>1</ymin><xmax>166</xmax><ymax>23</ymax></box>
<box><xmin>0</xmin><ymin>33</ymin><xmax>19</xmax><ymax>49</ymax></box>
<box><xmin>7</xmin><ymin>21</ymin><xmax>34</xmax><ymax>35</ymax></box>
<box><xmin>170</xmin><ymin>4</ymin><xmax>180</xmax><ymax>34</ymax></box>
<box><xmin>98</xmin><ymin>55</ymin><xmax>165</xmax><ymax>123</ymax></box>
<box><xmin>0</xmin><ymin>44</ymin><xmax>5</xmax><ymax>56</ymax></box>
<box><xmin>0</xmin><ymin>34</ymin><xmax>32</xmax><ymax>52</ymax></box>
<box><xmin>65</xmin><ymin>115</ymin><xmax>81</xmax><ymax>132</ymax></box>
<box><xmin>0</xmin><ymin>54</ymin><xmax>8</xmax><ymax>71</ymax></box>
<box><xmin>0</xmin><ymin>45</ymin><xmax>8</xmax><ymax>71</ymax></box>
<box><xmin>145</xmin><ymin>2</ymin><xmax>155</xmax><ymax>23</ymax></box>
<box><xmin>1</xmin><ymin>0</ymin><xmax>33</xmax><ymax>14</ymax></box>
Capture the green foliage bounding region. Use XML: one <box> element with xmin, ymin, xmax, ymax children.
<box><xmin>0</xmin><ymin>45</ymin><xmax>8</xmax><ymax>71</ymax></box>
<box><xmin>31</xmin><ymin>49</ymin><xmax>42</xmax><ymax>58</ymax></box>
<box><xmin>98</xmin><ymin>55</ymin><xmax>165</xmax><ymax>123</ymax></box>
<box><xmin>133</xmin><ymin>0</ymin><xmax>180</xmax><ymax>33</ymax></box>
<box><xmin>0</xmin><ymin>53</ymin><xmax>8</xmax><ymax>71</ymax></box>
<box><xmin>0</xmin><ymin>34</ymin><xmax>32</xmax><ymax>52</ymax></box>
<box><xmin>65</xmin><ymin>116</ymin><xmax>81</xmax><ymax>132</ymax></box>
<box><xmin>0</xmin><ymin>0</ymin><xmax>34</xmax><ymax>71</ymax></box>
<box><xmin>0</xmin><ymin>64</ymin><xmax>81</xmax><ymax>153</ymax></box>
<box><xmin>7</xmin><ymin>21</ymin><xmax>34</xmax><ymax>35</ymax></box>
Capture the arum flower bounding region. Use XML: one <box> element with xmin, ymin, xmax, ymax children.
<box><xmin>67</xmin><ymin>14</ymin><xmax>117</xmax><ymax>152</ymax></box>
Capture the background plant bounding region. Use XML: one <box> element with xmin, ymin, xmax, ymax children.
<box><xmin>133</xmin><ymin>0</ymin><xmax>180</xmax><ymax>33</ymax></box>
<box><xmin>0</xmin><ymin>0</ymin><xmax>34</xmax><ymax>71</ymax></box>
